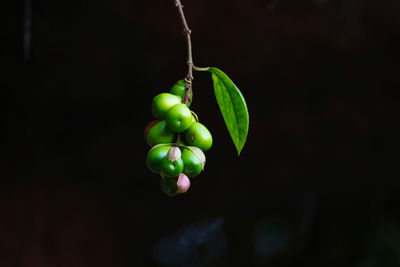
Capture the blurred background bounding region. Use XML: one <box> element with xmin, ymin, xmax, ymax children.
<box><xmin>2</xmin><ymin>0</ymin><xmax>400</xmax><ymax>266</ymax></box>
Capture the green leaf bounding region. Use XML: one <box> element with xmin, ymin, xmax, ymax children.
<box><xmin>207</xmin><ymin>67</ymin><xmax>249</xmax><ymax>155</ymax></box>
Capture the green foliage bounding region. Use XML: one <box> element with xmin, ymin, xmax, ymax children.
<box><xmin>207</xmin><ymin>67</ymin><xmax>249</xmax><ymax>155</ymax></box>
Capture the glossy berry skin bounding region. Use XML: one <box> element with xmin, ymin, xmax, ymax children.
<box><xmin>160</xmin><ymin>177</ymin><xmax>178</xmax><ymax>196</ymax></box>
<box><xmin>144</xmin><ymin>120</ymin><xmax>160</xmax><ymax>141</ymax></box>
<box><xmin>181</xmin><ymin>149</ymin><xmax>202</xmax><ymax>177</ymax></box>
<box><xmin>152</xmin><ymin>93</ymin><xmax>182</xmax><ymax>118</ymax></box>
<box><xmin>165</xmin><ymin>104</ymin><xmax>193</xmax><ymax>133</ymax></box>
<box><xmin>176</xmin><ymin>79</ymin><xmax>185</xmax><ymax>86</ymax></box>
<box><xmin>170</xmin><ymin>81</ymin><xmax>193</xmax><ymax>107</ymax></box>
<box><xmin>146</xmin><ymin>120</ymin><xmax>175</xmax><ymax>147</ymax></box>
<box><xmin>184</xmin><ymin>122</ymin><xmax>213</xmax><ymax>151</ymax></box>
<box><xmin>146</xmin><ymin>145</ymin><xmax>172</xmax><ymax>173</ymax></box>
<box><xmin>190</xmin><ymin>115</ymin><xmax>196</xmax><ymax>124</ymax></box>
<box><xmin>160</xmin><ymin>157</ymin><xmax>184</xmax><ymax>178</ymax></box>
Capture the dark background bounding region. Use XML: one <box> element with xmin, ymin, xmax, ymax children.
<box><xmin>2</xmin><ymin>0</ymin><xmax>400</xmax><ymax>266</ymax></box>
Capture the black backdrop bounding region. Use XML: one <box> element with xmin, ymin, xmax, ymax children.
<box><xmin>2</xmin><ymin>0</ymin><xmax>400</xmax><ymax>266</ymax></box>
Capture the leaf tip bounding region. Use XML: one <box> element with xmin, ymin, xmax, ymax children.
<box><xmin>236</xmin><ymin>144</ymin><xmax>244</xmax><ymax>156</ymax></box>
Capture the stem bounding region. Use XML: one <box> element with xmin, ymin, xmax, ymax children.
<box><xmin>174</xmin><ymin>0</ymin><xmax>193</xmax><ymax>147</ymax></box>
<box><xmin>193</xmin><ymin>66</ymin><xmax>209</xmax><ymax>71</ymax></box>
<box><xmin>174</xmin><ymin>1</ymin><xmax>209</xmax><ymax>147</ymax></box>
<box><xmin>174</xmin><ymin>0</ymin><xmax>194</xmax><ymax>105</ymax></box>
<box><xmin>175</xmin><ymin>134</ymin><xmax>181</xmax><ymax>147</ymax></box>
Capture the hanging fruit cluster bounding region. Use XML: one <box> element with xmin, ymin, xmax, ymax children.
<box><xmin>144</xmin><ymin>80</ymin><xmax>212</xmax><ymax>196</ymax></box>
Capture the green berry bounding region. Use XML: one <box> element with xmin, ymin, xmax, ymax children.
<box><xmin>176</xmin><ymin>79</ymin><xmax>185</xmax><ymax>86</ymax></box>
<box><xmin>146</xmin><ymin>120</ymin><xmax>175</xmax><ymax>147</ymax></box>
<box><xmin>146</xmin><ymin>145</ymin><xmax>172</xmax><ymax>173</ymax></box>
<box><xmin>160</xmin><ymin>157</ymin><xmax>184</xmax><ymax>178</ymax></box>
<box><xmin>181</xmin><ymin>148</ymin><xmax>203</xmax><ymax>177</ymax></box>
<box><xmin>160</xmin><ymin>177</ymin><xmax>179</xmax><ymax>196</ymax></box>
<box><xmin>184</xmin><ymin>122</ymin><xmax>213</xmax><ymax>151</ymax></box>
<box><xmin>170</xmin><ymin>81</ymin><xmax>193</xmax><ymax>107</ymax></box>
<box><xmin>152</xmin><ymin>93</ymin><xmax>182</xmax><ymax>118</ymax></box>
<box><xmin>165</xmin><ymin>104</ymin><xmax>193</xmax><ymax>133</ymax></box>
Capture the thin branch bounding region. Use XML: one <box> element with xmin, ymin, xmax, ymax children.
<box><xmin>193</xmin><ymin>66</ymin><xmax>209</xmax><ymax>71</ymax></box>
<box><xmin>174</xmin><ymin>0</ymin><xmax>193</xmax><ymax>105</ymax></box>
<box><xmin>174</xmin><ymin>0</ymin><xmax>195</xmax><ymax>147</ymax></box>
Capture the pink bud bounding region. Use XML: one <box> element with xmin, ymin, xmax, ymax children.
<box><xmin>177</xmin><ymin>173</ymin><xmax>190</xmax><ymax>193</ymax></box>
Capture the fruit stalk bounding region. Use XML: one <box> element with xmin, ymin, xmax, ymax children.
<box><xmin>174</xmin><ymin>0</ymin><xmax>193</xmax><ymax>105</ymax></box>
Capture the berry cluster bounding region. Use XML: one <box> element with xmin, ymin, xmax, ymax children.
<box><xmin>145</xmin><ymin>80</ymin><xmax>213</xmax><ymax>196</ymax></box>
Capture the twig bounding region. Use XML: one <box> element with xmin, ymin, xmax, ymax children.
<box><xmin>174</xmin><ymin>0</ymin><xmax>193</xmax><ymax>105</ymax></box>
<box><xmin>174</xmin><ymin>0</ymin><xmax>195</xmax><ymax>147</ymax></box>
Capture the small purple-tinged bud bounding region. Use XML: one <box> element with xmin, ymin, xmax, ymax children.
<box><xmin>177</xmin><ymin>173</ymin><xmax>190</xmax><ymax>193</ymax></box>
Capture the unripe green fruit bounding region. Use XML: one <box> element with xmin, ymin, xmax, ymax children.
<box><xmin>160</xmin><ymin>177</ymin><xmax>179</xmax><ymax>196</ymax></box>
<box><xmin>191</xmin><ymin>111</ymin><xmax>199</xmax><ymax>122</ymax></box>
<box><xmin>160</xmin><ymin>157</ymin><xmax>184</xmax><ymax>178</ymax></box>
<box><xmin>146</xmin><ymin>120</ymin><xmax>175</xmax><ymax>147</ymax></box>
<box><xmin>152</xmin><ymin>93</ymin><xmax>182</xmax><ymax>118</ymax></box>
<box><xmin>190</xmin><ymin>115</ymin><xmax>196</xmax><ymax>124</ymax></box>
<box><xmin>170</xmin><ymin>81</ymin><xmax>193</xmax><ymax>107</ymax></box>
<box><xmin>146</xmin><ymin>145</ymin><xmax>172</xmax><ymax>173</ymax></box>
<box><xmin>184</xmin><ymin>122</ymin><xmax>213</xmax><ymax>151</ymax></box>
<box><xmin>144</xmin><ymin>120</ymin><xmax>160</xmax><ymax>141</ymax></box>
<box><xmin>176</xmin><ymin>79</ymin><xmax>185</xmax><ymax>86</ymax></box>
<box><xmin>165</xmin><ymin>104</ymin><xmax>193</xmax><ymax>133</ymax></box>
<box><xmin>181</xmin><ymin>149</ymin><xmax>202</xmax><ymax>177</ymax></box>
